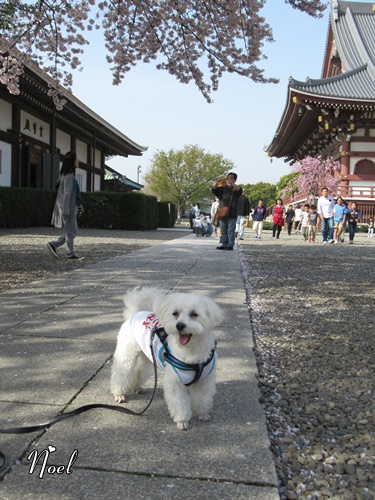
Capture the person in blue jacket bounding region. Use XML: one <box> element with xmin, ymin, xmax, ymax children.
<box><xmin>252</xmin><ymin>200</ymin><xmax>267</xmax><ymax>239</ymax></box>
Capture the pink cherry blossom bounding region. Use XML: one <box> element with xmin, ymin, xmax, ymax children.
<box><xmin>281</xmin><ymin>156</ymin><xmax>342</xmax><ymax>202</ymax></box>
<box><xmin>0</xmin><ymin>0</ymin><xmax>326</xmax><ymax>105</ymax></box>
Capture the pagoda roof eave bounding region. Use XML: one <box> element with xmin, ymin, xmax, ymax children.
<box><xmin>265</xmin><ymin>86</ymin><xmax>319</xmax><ymax>159</ymax></box>
<box><xmin>4</xmin><ymin>59</ymin><xmax>149</xmax><ymax>158</ymax></box>
<box><xmin>265</xmin><ymin>79</ymin><xmax>375</xmax><ymax>159</ymax></box>
<box><xmin>288</xmin><ymin>64</ymin><xmax>375</xmax><ymax>101</ymax></box>
<box><xmin>265</xmin><ymin>0</ymin><xmax>375</xmax><ymax>161</ymax></box>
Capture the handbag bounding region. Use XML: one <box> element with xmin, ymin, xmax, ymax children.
<box><xmin>212</xmin><ymin>210</ymin><xmax>220</xmax><ymax>227</ymax></box>
<box><xmin>217</xmin><ymin>206</ymin><xmax>229</xmax><ymax>220</ymax></box>
<box><xmin>217</xmin><ymin>189</ymin><xmax>235</xmax><ymax>220</ymax></box>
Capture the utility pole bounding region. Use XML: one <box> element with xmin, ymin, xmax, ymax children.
<box><xmin>137</xmin><ymin>165</ymin><xmax>141</xmax><ymax>183</ymax></box>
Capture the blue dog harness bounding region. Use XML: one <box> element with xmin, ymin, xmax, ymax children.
<box><xmin>128</xmin><ymin>311</ymin><xmax>216</xmax><ymax>387</ymax></box>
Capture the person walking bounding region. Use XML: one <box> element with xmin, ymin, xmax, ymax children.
<box><xmin>307</xmin><ymin>204</ymin><xmax>319</xmax><ymax>243</ymax></box>
<box><xmin>300</xmin><ymin>204</ymin><xmax>310</xmax><ymax>241</ymax></box>
<box><xmin>285</xmin><ymin>204</ymin><xmax>295</xmax><ymax>236</ymax></box>
<box><xmin>317</xmin><ymin>187</ymin><xmax>335</xmax><ymax>244</ymax></box>
<box><xmin>188</xmin><ymin>203</ymin><xmax>196</xmax><ymax>230</ymax></box>
<box><xmin>367</xmin><ymin>217</ymin><xmax>374</xmax><ymax>238</ymax></box>
<box><xmin>235</xmin><ymin>189</ymin><xmax>250</xmax><ymax>240</ymax></box>
<box><xmin>333</xmin><ymin>196</ymin><xmax>347</xmax><ymax>243</ymax></box>
<box><xmin>272</xmin><ymin>198</ymin><xmax>285</xmax><ymax>239</ymax></box>
<box><xmin>212</xmin><ymin>172</ymin><xmax>242</xmax><ymax>250</ymax></box>
<box><xmin>347</xmin><ymin>202</ymin><xmax>361</xmax><ymax>244</ymax></box>
<box><xmin>294</xmin><ymin>205</ymin><xmax>302</xmax><ymax>233</ymax></box>
<box><xmin>252</xmin><ymin>200</ymin><xmax>267</xmax><ymax>239</ymax></box>
<box><xmin>47</xmin><ymin>151</ymin><xmax>84</xmax><ymax>260</ymax></box>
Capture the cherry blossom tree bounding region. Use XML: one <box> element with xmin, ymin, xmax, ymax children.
<box><xmin>281</xmin><ymin>156</ymin><xmax>341</xmax><ymax>204</ymax></box>
<box><xmin>0</xmin><ymin>0</ymin><xmax>327</xmax><ymax>108</ymax></box>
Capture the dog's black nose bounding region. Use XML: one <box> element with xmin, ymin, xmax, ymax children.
<box><xmin>176</xmin><ymin>322</ymin><xmax>186</xmax><ymax>332</ymax></box>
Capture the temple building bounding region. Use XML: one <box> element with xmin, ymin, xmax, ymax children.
<box><xmin>266</xmin><ymin>0</ymin><xmax>375</xmax><ymax>220</ymax></box>
<box><xmin>0</xmin><ymin>60</ymin><xmax>147</xmax><ymax>192</ymax></box>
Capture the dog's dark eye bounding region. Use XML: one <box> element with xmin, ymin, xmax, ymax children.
<box><xmin>190</xmin><ymin>311</ymin><xmax>198</xmax><ymax>318</ymax></box>
<box><xmin>172</xmin><ymin>311</ymin><xmax>179</xmax><ymax>318</ymax></box>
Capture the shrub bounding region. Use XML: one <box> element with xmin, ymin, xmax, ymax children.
<box><xmin>0</xmin><ymin>187</ymin><xmax>174</xmax><ymax>230</ymax></box>
<box><xmin>0</xmin><ymin>187</ymin><xmax>55</xmax><ymax>228</ymax></box>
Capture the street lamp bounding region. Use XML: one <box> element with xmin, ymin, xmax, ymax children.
<box><xmin>137</xmin><ymin>165</ymin><xmax>141</xmax><ymax>183</ymax></box>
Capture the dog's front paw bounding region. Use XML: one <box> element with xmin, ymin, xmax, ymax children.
<box><xmin>177</xmin><ymin>421</ymin><xmax>189</xmax><ymax>431</ymax></box>
<box><xmin>114</xmin><ymin>395</ymin><xmax>127</xmax><ymax>403</ymax></box>
<box><xmin>198</xmin><ymin>414</ymin><xmax>211</xmax><ymax>422</ymax></box>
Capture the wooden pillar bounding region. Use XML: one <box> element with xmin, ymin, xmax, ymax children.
<box><xmin>340</xmin><ymin>137</ymin><xmax>350</xmax><ymax>197</ymax></box>
<box><xmin>11</xmin><ymin>104</ymin><xmax>21</xmax><ymax>186</ymax></box>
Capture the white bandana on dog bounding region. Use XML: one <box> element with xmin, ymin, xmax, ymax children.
<box><xmin>127</xmin><ymin>311</ymin><xmax>216</xmax><ymax>386</ymax></box>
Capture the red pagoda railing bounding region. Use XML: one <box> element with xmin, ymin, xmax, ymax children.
<box><xmin>279</xmin><ymin>186</ymin><xmax>375</xmax><ymax>207</ymax></box>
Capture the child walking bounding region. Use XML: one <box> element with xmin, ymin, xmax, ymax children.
<box><xmin>300</xmin><ymin>204</ymin><xmax>310</xmax><ymax>241</ymax></box>
<box><xmin>307</xmin><ymin>204</ymin><xmax>318</xmax><ymax>243</ymax></box>
<box><xmin>285</xmin><ymin>205</ymin><xmax>295</xmax><ymax>236</ymax></box>
<box><xmin>333</xmin><ymin>196</ymin><xmax>347</xmax><ymax>243</ymax></box>
<box><xmin>347</xmin><ymin>202</ymin><xmax>361</xmax><ymax>244</ymax></box>
<box><xmin>367</xmin><ymin>217</ymin><xmax>374</xmax><ymax>238</ymax></box>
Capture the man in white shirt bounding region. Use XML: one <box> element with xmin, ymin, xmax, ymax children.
<box><xmin>317</xmin><ymin>187</ymin><xmax>335</xmax><ymax>244</ymax></box>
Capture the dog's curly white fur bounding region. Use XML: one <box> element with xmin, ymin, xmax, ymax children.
<box><xmin>111</xmin><ymin>287</ymin><xmax>224</xmax><ymax>430</ymax></box>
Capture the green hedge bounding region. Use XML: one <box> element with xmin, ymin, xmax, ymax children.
<box><xmin>0</xmin><ymin>187</ymin><xmax>176</xmax><ymax>229</ymax></box>
<box><xmin>79</xmin><ymin>191</ymin><xmax>158</xmax><ymax>230</ymax></box>
<box><xmin>0</xmin><ymin>187</ymin><xmax>55</xmax><ymax>227</ymax></box>
<box><xmin>158</xmin><ymin>201</ymin><xmax>177</xmax><ymax>228</ymax></box>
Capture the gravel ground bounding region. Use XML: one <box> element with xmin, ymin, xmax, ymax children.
<box><xmin>1</xmin><ymin>226</ymin><xmax>374</xmax><ymax>499</ymax></box>
<box><xmin>0</xmin><ymin>227</ymin><xmax>189</xmax><ymax>292</ymax></box>
<box><xmin>240</xmin><ymin>230</ymin><xmax>375</xmax><ymax>499</ymax></box>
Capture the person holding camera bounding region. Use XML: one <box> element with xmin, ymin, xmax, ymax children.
<box><xmin>212</xmin><ymin>172</ymin><xmax>242</xmax><ymax>250</ymax></box>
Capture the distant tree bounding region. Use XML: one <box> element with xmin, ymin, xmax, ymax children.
<box><xmin>0</xmin><ymin>0</ymin><xmax>326</xmax><ymax>108</ymax></box>
<box><xmin>144</xmin><ymin>145</ymin><xmax>234</xmax><ymax>217</ymax></box>
<box><xmin>276</xmin><ymin>172</ymin><xmax>301</xmax><ymax>200</ymax></box>
<box><xmin>280</xmin><ymin>156</ymin><xmax>341</xmax><ymax>203</ymax></box>
<box><xmin>241</xmin><ymin>182</ymin><xmax>277</xmax><ymax>210</ymax></box>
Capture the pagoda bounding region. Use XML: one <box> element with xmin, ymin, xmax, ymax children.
<box><xmin>265</xmin><ymin>0</ymin><xmax>375</xmax><ymax>220</ymax></box>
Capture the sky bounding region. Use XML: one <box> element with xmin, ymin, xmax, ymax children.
<box><xmin>70</xmin><ymin>0</ymin><xmax>332</xmax><ymax>187</ymax></box>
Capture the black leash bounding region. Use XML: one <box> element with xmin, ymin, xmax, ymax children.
<box><xmin>0</xmin><ymin>328</ymin><xmax>160</xmax><ymax>473</ymax></box>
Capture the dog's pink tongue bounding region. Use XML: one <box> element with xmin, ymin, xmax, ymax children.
<box><xmin>179</xmin><ymin>334</ymin><xmax>191</xmax><ymax>345</ymax></box>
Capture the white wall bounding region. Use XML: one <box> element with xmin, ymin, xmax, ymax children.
<box><xmin>94</xmin><ymin>173</ymin><xmax>101</xmax><ymax>191</ymax></box>
<box><xmin>94</xmin><ymin>148</ymin><xmax>101</xmax><ymax>168</ymax></box>
<box><xmin>56</xmin><ymin>129</ymin><xmax>71</xmax><ymax>154</ymax></box>
<box><xmin>76</xmin><ymin>140</ymin><xmax>88</xmax><ymax>164</ymax></box>
<box><xmin>350</xmin><ymin>142</ymin><xmax>375</xmax><ymax>152</ymax></box>
<box><xmin>76</xmin><ymin>167</ymin><xmax>87</xmax><ymax>192</ymax></box>
<box><xmin>0</xmin><ymin>141</ymin><xmax>12</xmax><ymax>186</ymax></box>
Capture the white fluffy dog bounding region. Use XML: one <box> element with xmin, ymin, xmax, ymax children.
<box><xmin>111</xmin><ymin>287</ymin><xmax>224</xmax><ymax>430</ymax></box>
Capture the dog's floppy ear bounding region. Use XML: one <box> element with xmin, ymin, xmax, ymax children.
<box><xmin>155</xmin><ymin>295</ymin><xmax>172</xmax><ymax>322</ymax></box>
<box><xmin>199</xmin><ymin>296</ymin><xmax>224</xmax><ymax>327</ymax></box>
